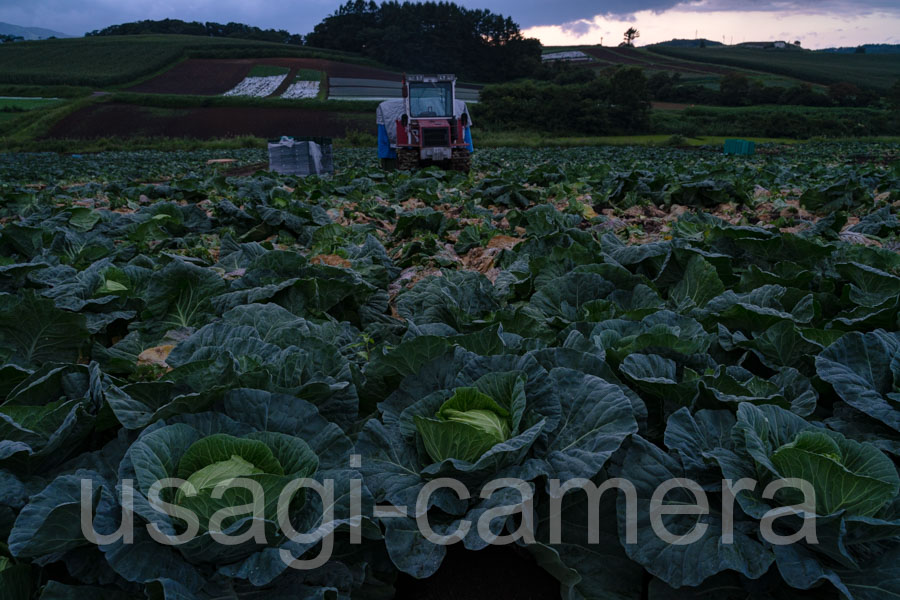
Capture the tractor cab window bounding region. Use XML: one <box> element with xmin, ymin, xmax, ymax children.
<box><xmin>408</xmin><ymin>82</ymin><xmax>453</xmax><ymax>118</ymax></box>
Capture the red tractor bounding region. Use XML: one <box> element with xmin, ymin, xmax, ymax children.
<box><xmin>376</xmin><ymin>74</ymin><xmax>473</xmax><ymax>172</ymax></box>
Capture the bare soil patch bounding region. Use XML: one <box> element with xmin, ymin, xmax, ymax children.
<box><xmin>46</xmin><ymin>103</ymin><xmax>371</xmax><ymax>139</ymax></box>
<box><xmin>129</xmin><ymin>59</ymin><xmax>254</xmax><ymax>95</ymax></box>
<box><xmin>651</xmin><ymin>101</ymin><xmax>691</xmax><ymax>111</ymax></box>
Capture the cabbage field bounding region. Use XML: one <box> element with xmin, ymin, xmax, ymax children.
<box><xmin>0</xmin><ymin>143</ymin><xmax>899</xmax><ymax>600</ymax></box>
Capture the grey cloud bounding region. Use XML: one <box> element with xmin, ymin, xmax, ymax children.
<box><xmin>455</xmin><ymin>0</ymin><xmax>674</xmax><ymax>26</ymax></box>
<box><xmin>471</xmin><ymin>0</ymin><xmax>900</xmax><ymax>28</ymax></box>
<box><xmin>0</xmin><ymin>0</ymin><xmax>897</xmax><ymax>37</ymax></box>
<box><xmin>679</xmin><ymin>0</ymin><xmax>900</xmax><ymax>12</ymax></box>
<box><xmin>560</xmin><ymin>20</ymin><xmax>596</xmax><ymax>36</ymax></box>
<box><xmin>0</xmin><ymin>0</ymin><xmax>337</xmax><ymax>36</ymax></box>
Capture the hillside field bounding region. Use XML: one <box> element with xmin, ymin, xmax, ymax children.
<box><xmin>127</xmin><ymin>57</ymin><xmax>401</xmax><ymax>96</ymax></box>
<box><xmin>649</xmin><ymin>45</ymin><xmax>900</xmax><ymax>90</ymax></box>
<box><xmin>0</xmin><ymin>35</ymin><xmax>376</xmax><ymax>87</ymax></box>
<box><xmin>543</xmin><ymin>43</ymin><xmax>900</xmax><ymax>91</ymax></box>
<box><xmin>544</xmin><ymin>44</ymin><xmax>798</xmax><ymax>87</ymax></box>
<box><xmin>0</xmin><ymin>34</ymin><xmax>896</xmax><ymax>150</ymax></box>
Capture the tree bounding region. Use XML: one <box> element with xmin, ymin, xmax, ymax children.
<box><xmin>854</xmin><ymin>45</ymin><xmax>866</xmax><ymax>54</ymax></box>
<box><xmin>779</xmin><ymin>83</ymin><xmax>829</xmax><ymax>107</ymax></box>
<box><xmin>748</xmin><ymin>81</ymin><xmax>783</xmax><ymax>105</ymax></box>
<box><xmin>305</xmin><ymin>1</ymin><xmax>541</xmax><ymax>82</ymax></box>
<box><xmin>888</xmin><ymin>79</ymin><xmax>900</xmax><ymax>110</ymax></box>
<box><xmin>477</xmin><ymin>66</ymin><xmax>650</xmax><ymax>135</ymax></box>
<box><xmin>647</xmin><ymin>71</ymin><xmax>674</xmax><ymax>99</ymax></box>
<box><xmin>623</xmin><ymin>27</ymin><xmax>640</xmax><ymax>46</ymax></box>
<box><xmin>719</xmin><ymin>72</ymin><xmax>750</xmax><ymax>106</ymax></box>
<box><xmin>828</xmin><ymin>82</ymin><xmax>863</xmax><ymax>106</ymax></box>
<box><xmin>86</xmin><ymin>18</ymin><xmax>303</xmax><ymax>45</ymax></box>
<box><xmin>608</xmin><ymin>66</ymin><xmax>651</xmax><ymax>131</ymax></box>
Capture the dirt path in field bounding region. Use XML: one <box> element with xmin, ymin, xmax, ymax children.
<box><xmin>268</xmin><ymin>66</ymin><xmax>299</xmax><ymax>98</ymax></box>
<box><xmin>651</xmin><ymin>101</ymin><xmax>691</xmax><ymax>110</ymax></box>
<box><xmin>45</xmin><ymin>103</ymin><xmax>371</xmax><ymax>139</ymax></box>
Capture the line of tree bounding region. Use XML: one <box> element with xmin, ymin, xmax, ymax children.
<box><xmin>648</xmin><ymin>71</ymin><xmax>883</xmax><ymax>108</ymax></box>
<box><xmin>86</xmin><ymin>19</ymin><xmax>304</xmax><ymax>45</ymax></box>
<box><xmin>477</xmin><ymin>66</ymin><xmax>651</xmax><ymax>134</ymax></box>
<box><xmin>305</xmin><ymin>0</ymin><xmax>541</xmax><ymax>82</ymax></box>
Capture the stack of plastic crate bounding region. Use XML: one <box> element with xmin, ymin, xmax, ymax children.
<box><xmin>268</xmin><ymin>137</ymin><xmax>334</xmax><ymax>176</ymax></box>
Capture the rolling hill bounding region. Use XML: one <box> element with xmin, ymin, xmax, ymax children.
<box><xmin>543</xmin><ymin>44</ymin><xmax>806</xmax><ymax>88</ymax></box>
<box><xmin>542</xmin><ymin>42</ymin><xmax>900</xmax><ymax>91</ymax></box>
<box><xmin>0</xmin><ymin>35</ymin><xmax>376</xmax><ymax>87</ymax></box>
<box><xmin>819</xmin><ymin>44</ymin><xmax>900</xmax><ymax>54</ymax></box>
<box><xmin>648</xmin><ymin>45</ymin><xmax>900</xmax><ymax>91</ymax></box>
<box><xmin>654</xmin><ymin>39</ymin><xmax>724</xmax><ymax>48</ymax></box>
<box><xmin>0</xmin><ymin>21</ymin><xmax>73</xmax><ymax>40</ymax></box>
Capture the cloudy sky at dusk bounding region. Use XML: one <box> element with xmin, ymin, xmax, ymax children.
<box><xmin>0</xmin><ymin>0</ymin><xmax>897</xmax><ymax>48</ymax></box>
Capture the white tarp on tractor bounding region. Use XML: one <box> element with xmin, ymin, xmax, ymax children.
<box><xmin>375</xmin><ymin>99</ymin><xmax>472</xmax><ymax>147</ymax></box>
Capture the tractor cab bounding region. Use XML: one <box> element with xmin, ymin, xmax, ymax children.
<box><xmin>407</xmin><ymin>76</ymin><xmax>454</xmax><ymax>119</ymax></box>
<box><xmin>376</xmin><ymin>74</ymin><xmax>472</xmax><ymax>172</ymax></box>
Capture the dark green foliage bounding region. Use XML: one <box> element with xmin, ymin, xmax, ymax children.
<box><xmin>305</xmin><ymin>0</ymin><xmax>542</xmax><ymax>82</ymax></box>
<box><xmin>653</xmin><ymin>104</ymin><xmax>900</xmax><ymax>138</ymax></box>
<box><xmin>649</xmin><ymin>44</ymin><xmax>900</xmax><ymax>91</ymax></box>
<box><xmin>890</xmin><ymin>78</ymin><xmax>900</xmax><ymax>110</ymax></box>
<box><xmin>0</xmin><ymin>143</ymin><xmax>898</xmax><ymax>599</ymax></box>
<box><xmin>477</xmin><ymin>66</ymin><xmax>651</xmax><ymax>134</ymax></box>
<box><xmin>650</xmin><ymin>70</ymin><xmax>879</xmax><ymax>108</ymax></box>
<box><xmin>0</xmin><ymin>35</ymin><xmax>373</xmax><ymax>87</ymax></box>
<box><xmin>827</xmin><ymin>81</ymin><xmax>880</xmax><ymax>107</ymax></box>
<box><xmin>86</xmin><ymin>18</ymin><xmax>305</xmax><ymax>46</ymax></box>
<box><xmin>718</xmin><ymin>72</ymin><xmax>751</xmax><ymax>106</ymax></box>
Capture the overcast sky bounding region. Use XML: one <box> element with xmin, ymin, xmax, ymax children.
<box><xmin>1</xmin><ymin>0</ymin><xmax>898</xmax><ymax>48</ymax></box>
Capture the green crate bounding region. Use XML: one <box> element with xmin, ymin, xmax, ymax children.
<box><xmin>724</xmin><ymin>139</ymin><xmax>756</xmax><ymax>156</ymax></box>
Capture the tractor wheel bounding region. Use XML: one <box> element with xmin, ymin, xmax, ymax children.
<box><xmin>398</xmin><ymin>148</ymin><xmax>419</xmax><ymax>171</ymax></box>
<box><xmin>450</xmin><ymin>148</ymin><xmax>470</xmax><ymax>173</ymax></box>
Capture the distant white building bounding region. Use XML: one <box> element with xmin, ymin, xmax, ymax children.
<box><xmin>542</xmin><ymin>51</ymin><xmax>593</xmax><ymax>63</ymax></box>
<box><xmin>738</xmin><ymin>41</ymin><xmax>788</xmax><ymax>49</ymax></box>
